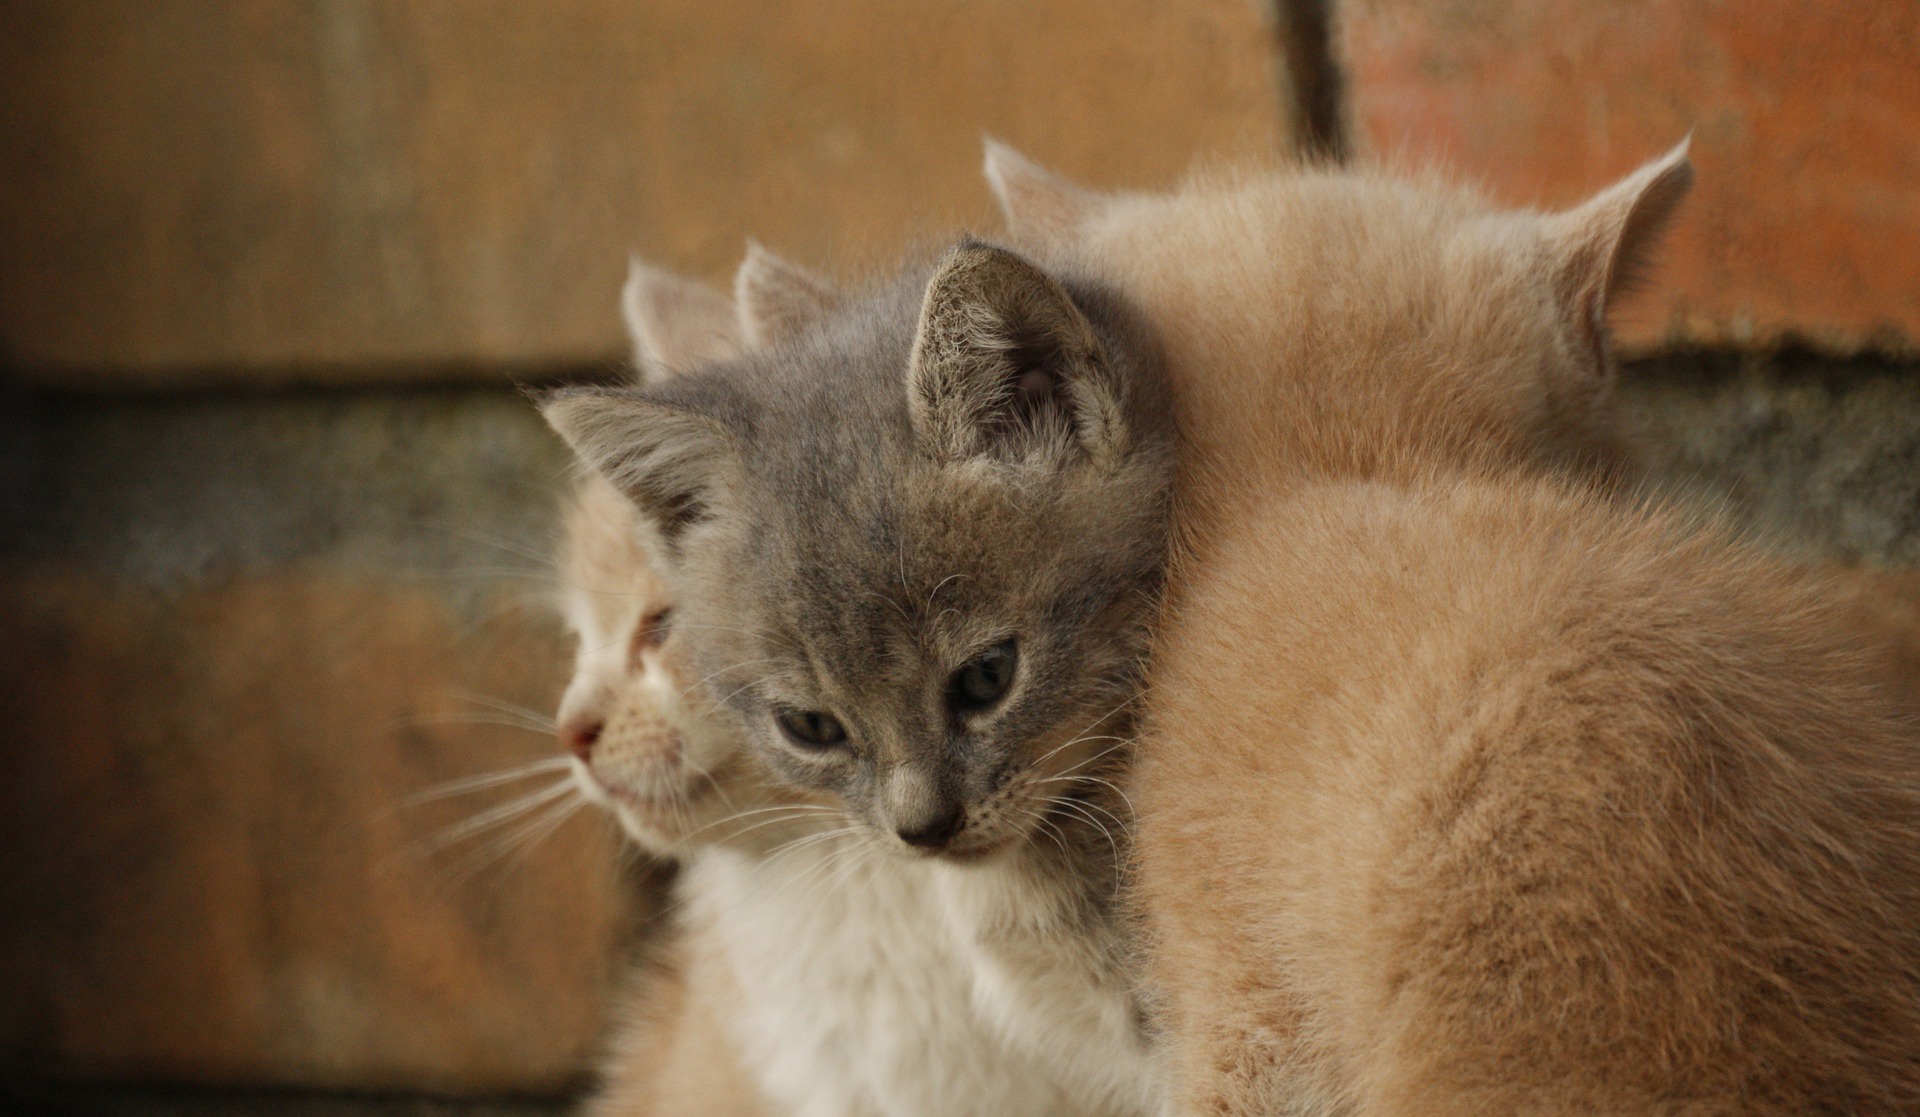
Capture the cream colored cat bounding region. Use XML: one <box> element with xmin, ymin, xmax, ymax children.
<box><xmin>988</xmin><ymin>145</ymin><xmax>1920</xmax><ymax>1113</ymax></box>
<box><xmin>554</xmin><ymin>256</ymin><xmax>1155</xmax><ymax>1117</ymax></box>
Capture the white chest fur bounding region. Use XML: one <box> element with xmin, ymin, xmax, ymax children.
<box><xmin>934</xmin><ymin>857</ymin><xmax>1164</xmax><ymax>1117</ymax></box>
<box><xmin>684</xmin><ymin>844</ymin><xmax>1159</xmax><ymax>1117</ymax></box>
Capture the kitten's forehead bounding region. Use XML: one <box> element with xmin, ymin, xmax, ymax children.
<box><xmin>760</xmin><ymin>469</ymin><xmax>1030</xmax><ymax>641</ymax></box>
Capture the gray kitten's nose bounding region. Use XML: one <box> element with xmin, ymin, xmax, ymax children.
<box><xmin>896</xmin><ymin>804</ymin><xmax>966</xmax><ymax>849</ymax></box>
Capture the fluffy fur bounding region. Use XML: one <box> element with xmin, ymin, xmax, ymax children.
<box><xmin>552</xmin><ymin>257</ymin><xmax>1161</xmax><ymax>1117</ymax></box>
<box><xmin>987</xmin><ymin>145</ymin><xmax>1920</xmax><ymax>1112</ymax></box>
<box><xmin>554</xmin><ymin>141</ymin><xmax>1920</xmax><ymax>1115</ymax></box>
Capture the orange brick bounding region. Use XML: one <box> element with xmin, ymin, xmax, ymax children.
<box><xmin>1342</xmin><ymin>0</ymin><xmax>1920</xmax><ymax>352</ymax></box>
<box><xmin>0</xmin><ymin>572</ymin><xmax>646</xmax><ymax>1092</ymax></box>
<box><xmin>0</xmin><ymin>0</ymin><xmax>1286</xmax><ymax>387</ymax></box>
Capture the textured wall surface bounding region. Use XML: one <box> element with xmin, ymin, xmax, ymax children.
<box><xmin>1342</xmin><ymin>0</ymin><xmax>1920</xmax><ymax>352</ymax></box>
<box><xmin>0</xmin><ymin>389</ymin><xmax>651</xmax><ymax>1093</ymax></box>
<box><xmin>0</xmin><ymin>0</ymin><xmax>1286</xmax><ymax>386</ymax></box>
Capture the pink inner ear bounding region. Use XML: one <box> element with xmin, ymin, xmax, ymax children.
<box><xmin>1014</xmin><ymin>368</ymin><xmax>1054</xmax><ymax>403</ymax></box>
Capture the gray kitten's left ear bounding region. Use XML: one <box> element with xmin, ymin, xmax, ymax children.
<box><xmin>907</xmin><ymin>239</ymin><xmax>1128</xmax><ymax>468</ymax></box>
<box><xmin>734</xmin><ymin>241</ymin><xmax>841</xmax><ymax>347</ymax></box>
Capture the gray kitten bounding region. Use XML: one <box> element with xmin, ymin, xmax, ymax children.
<box><xmin>544</xmin><ymin>239</ymin><xmax>1175</xmax><ymax>1112</ymax></box>
<box><xmin>545</xmin><ymin>240</ymin><xmax>1172</xmax><ymax>863</ymax></box>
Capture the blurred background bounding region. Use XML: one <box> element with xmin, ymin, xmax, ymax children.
<box><xmin>1</xmin><ymin>1</ymin><xmax>1916</xmax><ymax>1114</ymax></box>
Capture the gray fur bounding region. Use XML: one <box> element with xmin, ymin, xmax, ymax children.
<box><xmin>543</xmin><ymin>238</ymin><xmax>1175</xmax><ymax>865</ymax></box>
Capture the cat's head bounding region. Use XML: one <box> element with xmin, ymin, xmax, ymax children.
<box><xmin>982</xmin><ymin>138</ymin><xmax>1695</xmax><ymax>485</ymax></box>
<box><xmin>545</xmin><ymin>240</ymin><xmax>1174</xmax><ymax>861</ymax></box>
<box><xmin>554</xmin><ymin>259</ymin><xmax>812</xmax><ymax>858</ymax></box>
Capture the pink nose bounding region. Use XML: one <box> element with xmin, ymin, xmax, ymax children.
<box><xmin>560</xmin><ymin>719</ymin><xmax>603</xmax><ymax>762</ymax></box>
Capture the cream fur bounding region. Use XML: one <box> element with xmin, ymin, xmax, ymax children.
<box><xmin>988</xmin><ymin>145</ymin><xmax>1920</xmax><ymax>1113</ymax></box>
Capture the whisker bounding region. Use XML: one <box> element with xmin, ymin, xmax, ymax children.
<box><xmin>1047</xmin><ymin>737</ymin><xmax>1137</xmax><ymax>780</ymax></box>
<box><xmin>397</xmin><ymin>518</ymin><xmax>560</xmax><ymax>568</ymax></box>
<box><xmin>414</xmin><ymin>778</ymin><xmax>576</xmax><ymax>854</ymax></box>
<box><xmin>859</xmin><ymin>587</ymin><xmax>913</xmax><ymax>625</ymax></box>
<box><xmin>445</xmin><ymin>796</ymin><xmax>586</xmax><ymax>885</ymax></box>
<box><xmin>681</xmin><ymin>802</ymin><xmax>841</xmax><ymax>842</ymax></box>
<box><xmin>405</xmin><ymin>757</ymin><xmax>573</xmax><ymax>805</ymax></box>
<box><xmin>924</xmin><ymin>572</ymin><xmax>967</xmax><ymax>616</ymax></box>
<box><xmin>677</xmin><ymin>658</ymin><xmax>784</xmax><ymax>703</ymax></box>
<box><xmin>1015</xmin><ymin>805</ymin><xmax>1073</xmax><ymax>862</ymax></box>
<box><xmin>1043</xmin><ymin>794</ymin><xmax>1125</xmax><ymax>890</ymax></box>
<box><xmin>712</xmin><ymin>674</ymin><xmax>782</xmax><ymax>708</ymax></box>
<box><xmin>808</xmin><ymin>839</ymin><xmax>878</xmax><ymax>901</ymax></box>
<box><xmin>1035</xmin><ymin>772</ymin><xmax>1138</xmax><ymax>823</ymax></box>
<box><xmin>393</xmin><ymin>713</ymin><xmax>558</xmax><ymax>735</ymax></box>
<box><xmin>444</xmin><ymin>689</ymin><xmax>559</xmax><ymax>731</ymax></box>
<box><xmin>647</xmin><ymin>819</ymin><xmax>863</xmax><ymax>927</ymax></box>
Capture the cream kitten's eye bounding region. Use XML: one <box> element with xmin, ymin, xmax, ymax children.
<box><xmin>949</xmin><ymin>640</ymin><xmax>1018</xmax><ymax>713</ymax></box>
<box><xmin>630</xmin><ymin>607</ymin><xmax>672</xmax><ymax>660</ymax></box>
<box><xmin>775</xmin><ymin>708</ymin><xmax>848</xmax><ymax>749</ymax></box>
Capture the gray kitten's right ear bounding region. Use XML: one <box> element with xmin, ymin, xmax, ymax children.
<box><xmin>541</xmin><ymin>388</ymin><xmax>736</xmax><ymax>548</ymax></box>
<box><xmin>982</xmin><ymin>138</ymin><xmax>1099</xmax><ymax>250</ymax></box>
<box><xmin>621</xmin><ymin>256</ymin><xmax>743</xmax><ymax>380</ymax></box>
<box><xmin>734</xmin><ymin>241</ymin><xmax>840</xmax><ymax>347</ymax></box>
<box><xmin>907</xmin><ymin>239</ymin><xmax>1128</xmax><ymax>468</ymax></box>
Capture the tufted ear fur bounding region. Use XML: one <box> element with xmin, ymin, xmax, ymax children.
<box><xmin>733</xmin><ymin>241</ymin><xmax>841</xmax><ymax>347</ymax></box>
<box><xmin>620</xmin><ymin>257</ymin><xmax>743</xmax><ymax>380</ymax></box>
<box><xmin>906</xmin><ymin>239</ymin><xmax>1127</xmax><ymax>468</ymax></box>
<box><xmin>541</xmin><ymin>388</ymin><xmax>737</xmax><ymax>553</ymax></box>
<box><xmin>1541</xmin><ymin>138</ymin><xmax>1694</xmax><ymax>371</ymax></box>
<box><xmin>982</xmin><ymin>138</ymin><xmax>1101</xmax><ymax>251</ymax></box>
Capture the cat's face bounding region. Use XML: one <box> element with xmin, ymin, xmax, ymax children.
<box><xmin>546</xmin><ymin>241</ymin><xmax>1174</xmax><ymax>861</ymax></box>
<box><xmin>553</xmin><ymin>262</ymin><xmax>818</xmax><ymax>858</ymax></box>
<box><xmin>556</xmin><ymin>474</ymin><xmax>755</xmax><ymax>853</ymax></box>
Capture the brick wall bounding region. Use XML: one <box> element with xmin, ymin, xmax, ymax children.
<box><xmin>1</xmin><ymin>0</ymin><xmax>1915</xmax><ymax>1101</ymax></box>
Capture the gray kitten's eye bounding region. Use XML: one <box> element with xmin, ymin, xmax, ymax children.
<box><xmin>776</xmin><ymin>708</ymin><xmax>848</xmax><ymax>749</ymax></box>
<box><xmin>950</xmin><ymin>640</ymin><xmax>1018</xmax><ymax>713</ymax></box>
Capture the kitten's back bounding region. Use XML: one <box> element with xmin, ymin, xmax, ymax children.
<box><xmin>1139</xmin><ymin>475</ymin><xmax>1920</xmax><ymax>1114</ymax></box>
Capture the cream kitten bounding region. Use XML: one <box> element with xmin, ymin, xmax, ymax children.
<box><xmin>989</xmin><ymin>145</ymin><xmax>1920</xmax><ymax>1113</ymax></box>
<box><xmin>554</xmin><ymin>254</ymin><xmax>1156</xmax><ymax>1117</ymax></box>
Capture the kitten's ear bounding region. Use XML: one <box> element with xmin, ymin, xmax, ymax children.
<box><xmin>620</xmin><ymin>256</ymin><xmax>742</xmax><ymax>381</ymax></box>
<box><xmin>907</xmin><ymin>239</ymin><xmax>1127</xmax><ymax>468</ymax></box>
<box><xmin>1543</xmin><ymin>138</ymin><xmax>1694</xmax><ymax>368</ymax></box>
<box><xmin>734</xmin><ymin>241</ymin><xmax>840</xmax><ymax>346</ymax></box>
<box><xmin>983</xmin><ymin>138</ymin><xmax>1099</xmax><ymax>250</ymax></box>
<box><xmin>541</xmin><ymin>388</ymin><xmax>736</xmax><ymax>551</ymax></box>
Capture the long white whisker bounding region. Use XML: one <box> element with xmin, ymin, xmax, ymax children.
<box><xmin>677</xmin><ymin>658</ymin><xmax>784</xmax><ymax>703</ymax></box>
<box><xmin>416</xmin><ymin>779</ymin><xmax>575</xmax><ymax>853</ymax></box>
<box><xmin>1048</xmin><ymin>737</ymin><xmax>1137</xmax><ymax>780</ymax></box>
<box><xmin>1036</xmin><ymin>773</ymin><xmax>1138</xmax><ymax>823</ymax></box>
<box><xmin>712</xmin><ymin>674</ymin><xmax>782</xmax><ymax>708</ymax></box>
<box><xmin>681</xmin><ymin>802</ymin><xmax>840</xmax><ymax>842</ymax></box>
<box><xmin>1015</xmin><ymin>805</ymin><xmax>1073</xmax><ymax>862</ymax></box>
<box><xmin>448</xmin><ymin>796</ymin><xmax>586</xmax><ymax>885</ymax></box>
<box><xmin>1046</xmin><ymin>794</ymin><xmax>1124</xmax><ymax>881</ymax></box>
<box><xmin>406</xmin><ymin>758</ymin><xmax>572</xmax><ymax>805</ymax></box>
<box><xmin>924</xmin><ymin>572</ymin><xmax>966</xmax><ymax>616</ymax></box>
<box><xmin>444</xmin><ymin>690</ymin><xmax>559</xmax><ymax>730</ymax></box>
<box><xmin>395</xmin><ymin>713</ymin><xmax>558</xmax><ymax>735</ymax></box>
